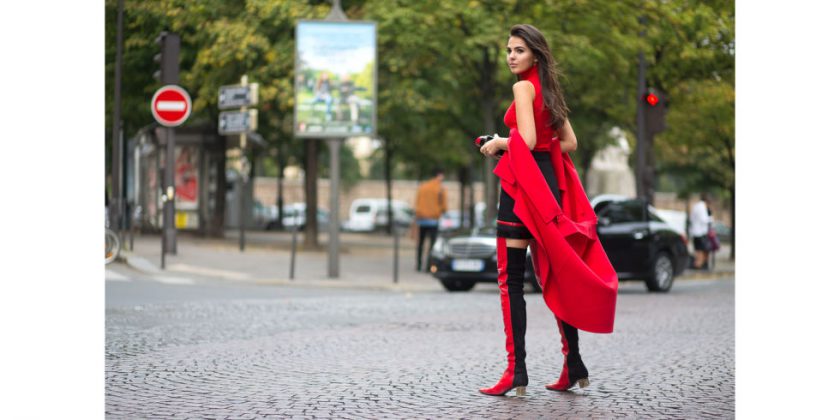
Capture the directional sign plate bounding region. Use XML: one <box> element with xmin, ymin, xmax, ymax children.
<box><xmin>218</xmin><ymin>109</ymin><xmax>258</xmax><ymax>135</ymax></box>
<box><xmin>218</xmin><ymin>83</ymin><xmax>259</xmax><ymax>109</ymax></box>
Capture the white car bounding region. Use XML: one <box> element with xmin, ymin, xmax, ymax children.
<box><xmin>651</xmin><ymin>208</ymin><xmax>687</xmax><ymax>238</ymax></box>
<box><xmin>277</xmin><ymin>203</ymin><xmax>329</xmax><ymax>231</ymax></box>
<box><xmin>342</xmin><ymin>198</ymin><xmax>414</xmax><ymax>232</ymax></box>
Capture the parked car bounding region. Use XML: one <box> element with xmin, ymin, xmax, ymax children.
<box><xmin>438</xmin><ymin>210</ymin><xmax>463</xmax><ymax>232</ymax></box>
<box><xmin>252</xmin><ymin>202</ymin><xmax>280</xmax><ymax>230</ymax></box>
<box><xmin>429</xmin><ymin>196</ymin><xmax>689</xmax><ymax>293</ymax></box>
<box><xmin>268</xmin><ymin>202</ymin><xmax>329</xmax><ymax>231</ymax></box>
<box><xmin>652</xmin><ymin>208</ymin><xmax>687</xmax><ymax>237</ymax></box>
<box><xmin>429</xmin><ymin>227</ymin><xmax>539</xmax><ymax>292</ymax></box>
<box><xmin>342</xmin><ymin>198</ymin><xmax>414</xmax><ymax>232</ymax></box>
<box><xmin>591</xmin><ymin>194</ymin><xmax>630</xmax><ymax>214</ymax></box>
<box><xmin>712</xmin><ymin>220</ymin><xmax>732</xmax><ymax>242</ymax></box>
<box><xmin>594</xmin><ymin>197</ymin><xmax>690</xmax><ymax>292</ymax></box>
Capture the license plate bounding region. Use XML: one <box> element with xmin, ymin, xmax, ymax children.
<box><xmin>452</xmin><ymin>259</ymin><xmax>484</xmax><ymax>272</ymax></box>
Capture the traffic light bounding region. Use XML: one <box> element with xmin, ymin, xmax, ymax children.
<box><xmin>153</xmin><ymin>31</ymin><xmax>180</xmax><ymax>84</ymax></box>
<box><xmin>643</xmin><ymin>87</ymin><xmax>667</xmax><ymax>135</ymax></box>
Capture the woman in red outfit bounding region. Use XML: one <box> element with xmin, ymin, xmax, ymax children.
<box><xmin>478</xmin><ymin>24</ymin><xmax>617</xmax><ymax>397</ymax></box>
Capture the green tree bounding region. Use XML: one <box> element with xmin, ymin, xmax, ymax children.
<box><xmin>106</xmin><ymin>0</ymin><xmax>735</xmax><ymax>249</ymax></box>
<box><xmin>642</xmin><ymin>0</ymin><xmax>735</xmax><ymax>257</ymax></box>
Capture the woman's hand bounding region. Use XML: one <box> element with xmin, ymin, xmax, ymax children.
<box><xmin>480</xmin><ymin>135</ymin><xmax>507</xmax><ymax>159</ymax></box>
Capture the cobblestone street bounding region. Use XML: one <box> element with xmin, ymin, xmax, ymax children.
<box><xmin>106</xmin><ymin>277</ymin><xmax>734</xmax><ymax>419</ymax></box>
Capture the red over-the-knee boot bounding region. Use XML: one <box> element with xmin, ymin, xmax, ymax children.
<box><xmin>479</xmin><ymin>241</ymin><xmax>529</xmax><ymax>396</ymax></box>
<box><xmin>545</xmin><ymin>319</ymin><xmax>590</xmax><ymax>391</ymax></box>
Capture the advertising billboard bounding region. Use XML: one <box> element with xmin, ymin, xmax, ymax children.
<box><xmin>294</xmin><ymin>21</ymin><xmax>377</xmax><ymax>137</ymax></box>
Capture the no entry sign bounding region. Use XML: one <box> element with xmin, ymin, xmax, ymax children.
<box><xmin>151</xmin><ymin>85</ymin><xmax>192</xmax><ymax>127</ymax></box>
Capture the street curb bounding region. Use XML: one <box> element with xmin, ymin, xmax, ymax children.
<box><xmin>113</xmin><ymin>245</ymin><xmax>733</xmax><ymax>290</ymax></box>
<box><xmin>679</xmin><ymin>270</ymin><xmax>735</xmax><ymax>281</ymax></box>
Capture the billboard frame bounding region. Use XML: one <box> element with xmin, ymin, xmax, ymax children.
<box><xmin>293</xmin><ymin>19</ymin><xmax>378</xmax><ymax>139</ymax></box>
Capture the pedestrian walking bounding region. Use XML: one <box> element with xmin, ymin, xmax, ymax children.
<box><xmin>414</xmin><ymin>168</ymin><xmax>447</xmax><ymax>272</ymax></box>
<box><xmin>312</xmin><ymin>72</ymin><xmax>334</xmax><ymax>121</ymax></box>
<box><xmin>690</xmin><ymin>193</ymin><xmax>712</xmax><ymax>270</ymax></box>
<box><xmin>476</xmin><ymin>24</ymin><xmax>618</xmax><ymax>397</ymax></box>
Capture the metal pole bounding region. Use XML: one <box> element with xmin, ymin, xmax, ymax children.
<box><xmin>393</xmin><ymin>226</ymin><xmax>399</xmax><ymax>284</ymax></box>
<box><xmin>635</xmin><ymin>16</ymin><xmax>648</xmax><ymax>201</ymax></box>
<box><xmin>239</xmin><ymin>173</ymin><xmax>246</xmax><ymax>251</ymax></box>
<box><xmin>635</xmin><ymin>51</ymin><xmax>647</xmax><ymax>200</ymax></box>
<box><xmin>239</xmin><ymin>75</ymin><xmax>248</xmax><ymax>252</ymax></box>
<box><xmin>321</xmin><ymin>0</ymin><xmax>347</xmax><ymax>272</ymax></box>
<box><xmin>328</xmin><ymin>138</ymin><xmax>341</xmax><ymax>278</ymax></box>
<box><xmin>290</xmin><ymin>208</ymin><xmax>298</xmax><ymax>280</ymax></box>
<box><xmin>110</xmin><ymin>0</ymin><xmax>124</xmax><ymax>230</ymax></box>
<box><xmin>161</xmin><ymin>208</ymin><xmax>166</xmax><ymax>269</ymax></box>
<box><xmin>165</xmin><ymin>127</ymin><xmax>177</xmax><ymax>254</ymax></box>
<box><xmin>161</xmin><ymin>191</ymin><xmax>172</xmax><ymax>268</ymax></box>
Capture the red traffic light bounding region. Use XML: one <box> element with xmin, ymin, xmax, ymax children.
<box><xmin>645</xmin><ymin>93</ymin><xmax>660</xmax><ymax>106</ymax></box>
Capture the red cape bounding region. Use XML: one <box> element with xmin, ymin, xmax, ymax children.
<box><xmin>494</xmin><ymin>129</ymin><xmax>618</xmax><ymax>333</ymax></box>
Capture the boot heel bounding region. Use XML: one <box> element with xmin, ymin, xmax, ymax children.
<box><xmin>514</xmin><ymin>386</ymin><xmax>527</xmax><ymax>396</ymax></box>
<box><xmin>578</xmin><ymin>378</ymin><xmax>590</xmax><ymax>389</ymax></box>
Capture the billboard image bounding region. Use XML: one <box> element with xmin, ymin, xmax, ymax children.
<box><xmin>294</xmin><ymin>21</ymin><xmax>377</xmax><ymax>137</ymax></box>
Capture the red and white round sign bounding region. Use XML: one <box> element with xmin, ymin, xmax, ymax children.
<box><xmin>151</xmin><ymin>85</ymin><xmax>192</xmax><ymax>127</ymax></box>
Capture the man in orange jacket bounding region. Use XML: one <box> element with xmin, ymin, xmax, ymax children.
<box><xmin>414</xmin><ymin>168</ymin><xmax>447</xmax><ymax>271</ymax></box>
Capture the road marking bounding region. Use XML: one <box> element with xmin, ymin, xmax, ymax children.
<box><xmin>154</xmin><ymin>276</ymin><xmax>195</xmax><ymax>285</ymax></box>
<box><xmin>105</xmin><ymin>269</ymin><xmax>131</xmax><ymax>282</ymax></box>
<box><xmin>167</xmin><ymin>263</ymin><xmax>250</xmax><ymax>281</ymax></box>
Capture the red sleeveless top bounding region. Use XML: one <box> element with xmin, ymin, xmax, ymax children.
<box><xmin>503</xmin><ymin>64</ymin><xmax>555</xmax><ymax>152</ymax></box>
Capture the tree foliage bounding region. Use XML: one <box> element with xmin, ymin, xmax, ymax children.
<box><xmin>106</xmin><ymin>0</ymin><xmax>734</xmax><ymax>199</ymax></box>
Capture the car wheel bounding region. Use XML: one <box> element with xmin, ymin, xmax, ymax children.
<box><xmin>646</xmin><ymin>252</ymin><xmax>675</xmax><ymax>292</ymax></box>
<box><xmin>441</xmin><ymin>278</ymin><xmax>476</xmax><ymax>292</ymax></box>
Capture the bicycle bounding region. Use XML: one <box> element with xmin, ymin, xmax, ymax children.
<box><xmin>105</xmin><ymin>207</ymin><xmax>121</xmax><ymax>264</ymax></box>
<box><xmin>106</xmin><ymin>228</ymin><xmax>121</xmax><ymax>265</ymax></box>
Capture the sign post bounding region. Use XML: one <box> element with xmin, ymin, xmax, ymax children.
<box><xmin>218</xmin><ymin>76</ymin><xmax>259</xmax><ymax>252</ymax></box>
<box><xmin>151</xmin><ymin>85</ymin><xmax>191</xmax><ymax>264</ymax></box>
<box><xmin>294</xmin><ymin>0</ymin><xmax>377</xmax><ymax>278</ymax></box>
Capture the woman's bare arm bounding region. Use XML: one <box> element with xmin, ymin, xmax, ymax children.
<box><xmin>557</xmin><ymin>119</ymin><xmax>577</xmax><ymax>153</ymax></box>
<box><xmin>479</xmin><ymin>81</ymin><xmax>536</xmax><ymax>158</ymax></box>
<box><xmin>512</xmin><ymin>81</ymin><xmax>537</xmax><ymax>150</ymax></box>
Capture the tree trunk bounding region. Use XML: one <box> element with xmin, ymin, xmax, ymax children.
<box><xmin>458</xmin><ymin>166</ymin><xmax>467</xmax><ymax>229</ymax></box>
<box><xmin>468</xmin><ymin>164</ymin><xmax>476</xmax><ymax>229</ymax></box>
<box><xmin>303</xmin><ymin>140</ymin><xmax>319</xmax><ymax>249</ymax></box>
<box><xmin>579</xmin><ymin>148</ymin><xmax>595</xmax><ymax>194</ymax></box>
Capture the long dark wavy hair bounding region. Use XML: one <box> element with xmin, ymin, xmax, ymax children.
<box><xmin>509</xmin><ymin>24</ymin><xmax>570</xmax><ymax>131</ymax></box>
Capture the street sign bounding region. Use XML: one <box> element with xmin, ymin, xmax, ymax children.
<box><xmin>218</xmin><ymin>109</ymin><xmax>258</xmax><ymax>135</ymax></box>
<box><xmin>218</xmin><ymin>83</ymin><xmax>259</xmax><ymax>109</ymax></box>
<box><xmin>151</xmin><ymin>85</ymin><xmax>191</xmax><ymax>127</ymax></box>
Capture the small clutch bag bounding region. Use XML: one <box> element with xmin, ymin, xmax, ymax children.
<box><xmin>474</xmin><ymin>135</ymin><xmax>505</xmax><ymax>157</ymax></box>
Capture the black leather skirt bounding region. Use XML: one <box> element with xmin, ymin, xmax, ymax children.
<box><xmin>497</xmin><ymin>151</ymin><xmax>562</xmax><ymax>239</ymax></box>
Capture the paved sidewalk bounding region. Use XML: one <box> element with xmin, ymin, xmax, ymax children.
<box><xmin>115</xmin><ymin>229</ymin><xmax>734</xmax><ymax>290</ymax></box>
<box><xmin>119</xmin><ymin>230</ymin><xmax>443</xmax><ymax>292</ymax></box>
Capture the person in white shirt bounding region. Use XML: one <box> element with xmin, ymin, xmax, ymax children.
<box><xmin>689</xmin><ymin>193</ymin><xmax>711</xmax><ymax>269</ymax></box>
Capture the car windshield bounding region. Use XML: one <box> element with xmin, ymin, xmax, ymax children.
<box><xmin>599</xmin><ymin>200</ymin><xmax>646</xmax><ymax>223</ymax></box>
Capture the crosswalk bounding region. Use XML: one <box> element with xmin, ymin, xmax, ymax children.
<box><xmin>105</xmin><ymin>269</ymin><xmax>130</xmax><ymax>282</ymax></box>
